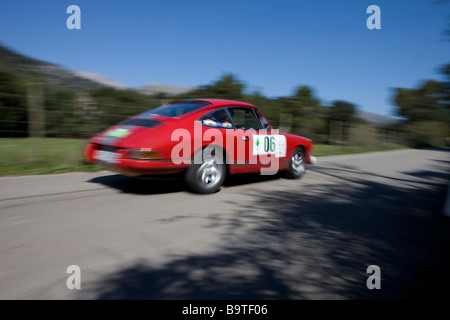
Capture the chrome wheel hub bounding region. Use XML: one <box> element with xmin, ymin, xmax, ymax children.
<box><xmin>291</xmin><ymin>152</ymin><xmax>305</xmax><ymax>173</ymax></box>
<box><xmin>198</xmin><ymin>158</ymin><xmax>221</xmax><ymax>186</ymax></box>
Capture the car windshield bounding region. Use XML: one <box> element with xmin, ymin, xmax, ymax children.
<box><xmin>140</xmin><ymin>101</ymin><xmax>210</xmax><ymax>118</ymax></box>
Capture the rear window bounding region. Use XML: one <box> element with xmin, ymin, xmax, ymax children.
<box><xmin>140</xmin><ymin>101</ymin><xmax>210</xmax><ymax>118</ymax></box>
<box><xmin>119</xmin><ymin>118</ymin><xmax>163</xmax><ymax>128</ymax></box>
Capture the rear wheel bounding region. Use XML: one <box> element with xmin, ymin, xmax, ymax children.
<box><xmin>185</xmin><ymin>146</ymin><xmax>226</xmax><ymax>194</ymax></box>
<box><xmin>283</xmin><ymin>146</ymin><xmax>306</xmax><ymax>179</ymax></box>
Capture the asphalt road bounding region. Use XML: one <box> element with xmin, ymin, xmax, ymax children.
<box><xmin>1</xmin><ymin>148</ymin><xmax>449</xmax><ymax>300</ymax></box>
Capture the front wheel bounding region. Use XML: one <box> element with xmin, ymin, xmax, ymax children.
<box><xmin>185</xmin><ymin>147</ymin><xmax>226</xmax><ymax>194</ymax></box>
<box><xmin>283</xmin><ymin>146</ymin><xmax>306</xmax><ymax>179</ymax></box>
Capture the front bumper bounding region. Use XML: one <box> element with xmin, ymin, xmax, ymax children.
<box><xmin>306</xmin><ymin>155</ymin><xmax>317</xmax><ymax>165</ymax></box>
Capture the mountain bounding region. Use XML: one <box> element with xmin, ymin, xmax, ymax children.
<box><xmin>0</xmin><ymin>44</ymin><xmax>197</xmax><ymax>95</ymax></box>
<box><xmin>0</xmin><ymin>44</ymin><xmax>103</xmax><ymax>89</ymax></box>
<box><xmin>355</xmin><ymin>110</ymin><xmax>401</xmax><ymax>127</ymax></box>
<box><xmin>73</xmin><ymin>71</ymin><xmax>128</xmax><ymax>90</ymax></box>
<box><xmin>136</xmin><ymin>82</ymin><xmax>195</xmax><ymax>96</ymax></box>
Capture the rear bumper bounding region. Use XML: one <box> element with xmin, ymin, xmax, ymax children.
<box><xmin>84</xmin><ymin>143</ymin><xmax>188</xmax><ymax>175</ymax></box>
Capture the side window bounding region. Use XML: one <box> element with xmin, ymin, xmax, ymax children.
<box><xmin>228</xmin><ymin>108</ymin><xmax>262</xmax><ymax>130</ymax></box>
<box><xmin>256</xmin><ymin>110</ymin><xmax>271</xmax><ymax>130</ymax></box>
<box><xmin>200</xmin><ymin>109</ymin><xmax>233</xmax><ymax>128</ymax></box>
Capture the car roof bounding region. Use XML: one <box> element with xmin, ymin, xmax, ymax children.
<box><xmin>172</xmin><ymin>98</ymin><xmax>256</xmax><ymax>109</ymax></box>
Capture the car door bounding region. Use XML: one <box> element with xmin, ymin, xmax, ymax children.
<box><xmin>228</xmin><ymin>106</ymin><xmax>287</xmax><ymax>175</ymax></box>
<box><xmin>225</xmin><ymin>107</ymin><xmax>265</xmax><ymax>171</ymax></box>
<box><xmin>199</xmin><ymin>108</ymin><xmax>234</xmax><ymax>164</ymax></box>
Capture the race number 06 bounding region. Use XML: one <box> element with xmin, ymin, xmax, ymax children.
<box><xmin>264</xmin><ymin>136</ymin><xmax>276</xmax><ymax>153</ymax></box>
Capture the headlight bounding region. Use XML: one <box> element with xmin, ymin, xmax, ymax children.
<box><xmin>128</xmin><ymin>149</ymin><xmax>161</xmax><ymax>160</ymax></box>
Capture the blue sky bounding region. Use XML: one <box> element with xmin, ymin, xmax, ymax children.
<box><xmin>0</xmin><ymin>0</ymin><xmax>449</xmax><ymax>116</ymax></box>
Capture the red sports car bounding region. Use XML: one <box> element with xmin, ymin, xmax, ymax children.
<box><xmin>84</xmin><ymin>99</ymin><xmax>316</xmax><ymax>193</ymax></box>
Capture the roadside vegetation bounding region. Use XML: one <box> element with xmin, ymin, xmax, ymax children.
<box><xmin>0</xmin><ymin>138</ymin><xmax>98</xmax><ymax>175</ymax></box>
<box><xmin>1</xmin><ymin>65</ymin><xmax>449</xmax><ymax>148</ymax></box>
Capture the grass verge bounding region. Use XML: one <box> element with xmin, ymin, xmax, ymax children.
<box><xmin>0</xmin><ymin>138</ymin><xmax>408</xmax><ymax>176</ymax></box>
<box><xmin>0</xmin><ymin>138</ymin><xmax>99</xmax><ymax>176</ymax></box>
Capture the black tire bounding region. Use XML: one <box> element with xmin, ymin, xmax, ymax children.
<box><xmin>185</xmin><ymin>146</ymin><xmax>227</xmax><ymax>194</ymax></box>
<box><xmin>283</xmin><ymin>146</ymin><xmax>306</xmax><ymax>179</ymax></box>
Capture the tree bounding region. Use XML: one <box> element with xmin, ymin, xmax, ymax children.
<box><xmin>328</xmin><ymin>100</ymin><xmax>357</xmax><ymax>123</ymax></box>
<box><xmin>393</xmin><ymin>80</ymin><xmax>446</xmax><ymax>122</ymax></box>
<box><xmin>203</xmin><ymin>73</ymin><xmax>244</xmax><ymax>100</ymax></box>
<box><xmin>393</xmin><ymin>80</ymin><xmax>448</xmax><ymax>146</ymax></box>
<box><xmin>279</xmin><ymin>86</ymin><xmax>322</xmax><ymax>137</ymax></box>
<box><xmin>440</xmin><ymin>63</ymin><xmax>450</xmax><ymax>109</ymax></box>
<box><xmin>0</xmin><ymin>70</ymin><xmax>27</xmax><ymax>137</ymax></box>
<box><xmin>325</xmin><ymin>100</ymin><xmax>357</xmax><ymax>145</ymax></box>
<box><xmin>89</xmin><ymin>87</ymin><xmax>160</xmax><ymax>130</ymax></box>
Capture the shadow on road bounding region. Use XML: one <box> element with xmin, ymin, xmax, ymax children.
<box><xmin>87</xmin><ymin>174</ymin><xmax>187</xmax><ymax>195</ymax></box>
<box><xmin>87</xmin><ymin>172</ymin><xmax>282</xmax><ymax>195</ymax></box>
<box><xmin>80</xmin><ymin>159</ymin><xmax>450</xmax><ymax>300</ymax></box>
